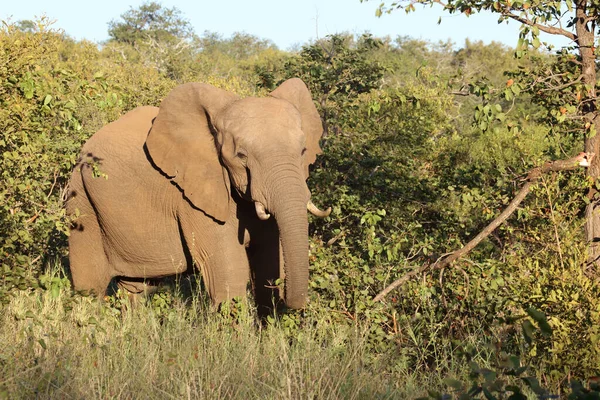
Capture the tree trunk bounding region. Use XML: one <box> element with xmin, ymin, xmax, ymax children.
<box><xmin>576</xmin><ymin>1</ymin><xmax>600</xmax><ymax>271</ymax></box>
<box><xmin>584</xmin><ymin>115</ymin><xmax>600</xmax><ymax>271</ymax></box>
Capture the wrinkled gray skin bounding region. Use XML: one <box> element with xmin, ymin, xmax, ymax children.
<box><xmin>66</xmin><ymin>78</ymin><xmax>328</xmax><ymax>310</ymax></box>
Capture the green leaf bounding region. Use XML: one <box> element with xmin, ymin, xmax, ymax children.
<box><xmin>526</xmin><ymin>308</ymin><xmax>552</xmax><ymax>336</ymax></box>
<box><xmin>482</xmin><ymin>387</ymin><xmax>496</xmax><ymax>400</ymax></box>
<box><xmin>443</xmin><ymin>378</ymin><xmax>464</xmax><ymax>390</ymax></box>
<box><xmin>521</xmin><ymin>376</ymin><xmax>545</xmax><ymax>395</ymax></box>
<box><xmin>521</xmin><ymin>320</ymin><xmax>535</xmax><ymax>344</ymax></box>
<box><xmin>481</xmin><ymin>369</ymin><xmax>497</xmax><ymax>383</ymax></box>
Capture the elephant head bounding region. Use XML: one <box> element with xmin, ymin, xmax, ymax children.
<box><xmin>144</xmin><ymin>78</ymin><xmax>327</xmax><ymax>309</ymax></box>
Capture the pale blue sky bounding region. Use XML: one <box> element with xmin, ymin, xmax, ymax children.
<box><xmin>2</xmin><ymin>0</ymin><xmax>572</xmax><ymax>50</ymax></box>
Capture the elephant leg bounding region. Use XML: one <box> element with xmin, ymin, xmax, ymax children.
<box><xmin>202</xmin><ymin>246</ymin><xmax>249</xmax><ymax>305</ymax></box>
<box><xmin>247</xmin><ymin>219</ymin><xmax>283</xmax><ymax>317</ymax></box>
<box><xmin>117</xmin><ymin>278</ymin><xmax>159</xmax><ymax>295</ymax></box>
<box><xmin>116</xmin><ymin>278</ymin><xmax>159</xmax><ymax>304</ymax></box>
<box><xmin>67</xmin><ymin>188</ymin><xmax>113</xmax><ymax>297</ymax></box>
<box><xmin>180</xmin><ymin>220</ymin><xmax>250</xmax><ymax>306</ymax></box>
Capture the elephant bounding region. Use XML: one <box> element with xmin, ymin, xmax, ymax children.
<box><xmin>65</xmin><ymin>78</ymin><xmax>330</xmax><ymax>311</ymax></box>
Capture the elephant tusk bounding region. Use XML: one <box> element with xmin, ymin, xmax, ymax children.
<box><xmin>255</xmin><ymin>202</ymin><xmax>271</xmax><ymax>220</ymax></box>
<box><xmin>307</xmin><ymin>199</ymin><xmax>331</xmax><ymax>218</ymax></box>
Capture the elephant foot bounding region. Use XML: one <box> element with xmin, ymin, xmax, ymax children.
<box><xmin>117</xmin><ymin>278</ymin><xmax>160</xmax><ymax>304</ymax></box>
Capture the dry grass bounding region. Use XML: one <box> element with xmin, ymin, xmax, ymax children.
<box><xmin>0</xmin><ymin>275</ymin><xmax>422</xmax><ymax>399</ymax></box>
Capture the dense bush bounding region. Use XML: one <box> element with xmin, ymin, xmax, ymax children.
<box><xmin>0</xmin><ymin>20</ymin><xmax>88</xmax><ymax>300</ymax></box>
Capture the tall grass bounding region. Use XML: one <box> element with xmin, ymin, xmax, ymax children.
<box><xmin>0</xmin><ymin>264</ymin><xmax>497</xmax><ymax>399</ymax></box>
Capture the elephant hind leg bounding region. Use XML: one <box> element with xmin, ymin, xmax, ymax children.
<box><xmin>66</xmin><ymin>172</ymin><xmax>113</xmax><ymax>297</ymax></box>
<box><xmin>68</xmin><ymin>217</ymin><xmax>113</xmax><ymax>296</ymax></box>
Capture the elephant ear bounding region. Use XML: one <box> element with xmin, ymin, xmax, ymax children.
<box><xmin>269</xmin><ymin>78</ymin><xmax>324</xmax><ymax>179</ymax></box>
<box><xmin>145</xmin><ymin>83</ymin><xmax>239</xmax><ymax>222</ymax></box>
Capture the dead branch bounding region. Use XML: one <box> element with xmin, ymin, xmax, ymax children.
<box><xmin>373</xmin><ymin>152</ymin><xmax>595</xmax><ymax>302</ymax></box>
<box><xmin>451</xmin><ymin>90</ymin><xmax>470</xmax><ymax>96</ymax></box>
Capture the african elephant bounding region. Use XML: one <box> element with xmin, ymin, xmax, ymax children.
<box><xmin>65</xmin><ymin>78</ymin><xmax>330</xmax><ymax>310</ymax></box>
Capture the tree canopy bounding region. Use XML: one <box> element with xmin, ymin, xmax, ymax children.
<box><xmin>107</xmin><ymin>1</ymin><xmax>196</xmax><ymax>46</ymax></box>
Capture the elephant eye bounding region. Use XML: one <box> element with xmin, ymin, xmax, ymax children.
<box><xmin>301</xmin><ymin>147</ymin><xmax>307</xmax><ymax>156</ymax></box>
<box><xmin>236</xmin><ymin>149</ymin><xmax>248</xmax><ymax>160</ymax></box>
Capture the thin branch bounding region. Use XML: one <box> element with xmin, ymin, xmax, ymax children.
<box><xmin>373</xmin><ymin>152</ymin><xmax>594</xmax><ymax>302</ymax></box>
<box><xmin>409</xmin><ymin>1</ymin><xmax>576</xmax><ymax>41</ymax></box>
<box><xmin>46</xmin><ymin>169</ymin><xmax>59</xmax><ymax>199</ymax></box>
<box><xmin>540</xmin><ymin>76</ymin><xmax>583</xmax><ymax>92</ymax></box>
<box><xmin>502</xmin><ymin>9</ymin><xmax>576</xmax><ymax>41</ymax></box>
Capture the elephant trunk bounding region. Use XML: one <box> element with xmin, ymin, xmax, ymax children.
<box><xmin>268</xmin><ymin>173</ymin><xmax>309</xmax><ymax>309</ymax></box>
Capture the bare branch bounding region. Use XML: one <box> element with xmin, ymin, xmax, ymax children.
<box><xmin>46</xmin><ymin>169</ymin><xmax>59</xmax><ymax>199</ymax></box>
<box><xmin>373</xmin><ymin>152</ymin><xmax>594</xmax><ymax>302</ymax></box>
<box><xmin>540</xmin><ymin>76</ymin><xmax>583</xmax><ymax>92</ymax></box>
<box><xmin>502</xmin><ymin>9</ymin><xmax>576</xmax><ymax>41</ymax></box>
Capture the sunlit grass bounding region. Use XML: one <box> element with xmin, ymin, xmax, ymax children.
<box><xmin>0</xmin><ymin>268</ymin><xmax>386</xmax><ymax>398</ymax></box>
<box><xmin>0</xmin><ymin>264</ymin><xmax>499</xmax><ymax>399</ymax></box>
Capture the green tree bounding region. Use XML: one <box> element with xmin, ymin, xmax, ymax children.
<box><xmin>257</xmin><ymin>33</ymin><xmax>385</xmax><ymax>134</ymax></box>
<box><xmin>107</xmin><ymin>1</ymin><xmax>195</xmax><ymax>46</ymax></box>
<box><xmin>106</xmin><ymin>2</ymin><xmax>199</xmax><ymax>80</ymax></box>
<box><xmin>199</xmin><ymin>31</ymin><xmax>277</xmax><ymax>59</ymax></box>
<box><xmin>373</xmin><ymin>0</ymin><xmax>600</xmax><ymax>271</ymax></box>
<box><xmin>15</xmin><ymin>20</ymin><xmax>36</xmax><ymax>33</ymax></box>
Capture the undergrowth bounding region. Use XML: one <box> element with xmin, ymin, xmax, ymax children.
<box><xmin>0</xmin><ymin>263</ymin><xmax>500</xmax><ymax>400</ymax></box>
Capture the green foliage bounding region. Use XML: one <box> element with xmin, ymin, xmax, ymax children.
<box><xmin>257</xmin><ymin>33</ymin><xmax>385</xmax><ymax>131</ymax></box>
<box><xmin>425</xmin><ymin>309</ymin><xmax>600</xmax><ymax>399</ymax></box>
<box><xmin>107</xmin><ymin>1</ymin><xmax>195</xmax><ymax>46</ymax></box>
<box><xmin>199</xmin><ymin>31</ymin><xmax>278</xmax><ymax>60</ymax></box>
<box><xmin>0</xmin><ymin>20</ymin><xmax>85</xmax><ymax>302</ymax></box>
<box><xmin>302</xmin><ymin>22</ymin><xmax>598</xmax><ymax>394</ymax></box>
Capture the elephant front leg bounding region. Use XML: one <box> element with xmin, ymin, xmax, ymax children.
<box><xmin>183</xmin><ymin>230</ymin><xmax>250</xmax><ymax>306</ymax></box>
